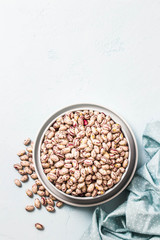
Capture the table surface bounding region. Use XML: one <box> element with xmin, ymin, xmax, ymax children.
<box><xmin>0</xmin><ymin>1</ymin><xmax>160</xmax><ymax>240</ymax></box>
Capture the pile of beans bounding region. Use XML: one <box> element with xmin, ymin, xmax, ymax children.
<box><xmin>14</xmin><ymin>138</ymin><xmax>64</xmax><ymax>231</ymax></box>
<box><xmin>41</xmin><ymin>110</ymin><xmax>129</xmax><ymax>197</ymax></box>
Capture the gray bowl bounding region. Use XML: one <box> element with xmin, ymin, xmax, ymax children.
<box><xmin>33</xmin><ymin>104</ymin><xmax>138</xmax><ymax>207</ymax></box>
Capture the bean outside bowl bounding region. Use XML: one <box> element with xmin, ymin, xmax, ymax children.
<box><xmin>33</xmin><ymin>104</ymin><xmax>138</xmax><ymax>207</ymax></box>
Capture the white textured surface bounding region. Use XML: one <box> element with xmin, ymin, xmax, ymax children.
<box><xmin>0</xmin><ymin>1</ymin><xmax>160</xmax><ymax>239</ymax></box>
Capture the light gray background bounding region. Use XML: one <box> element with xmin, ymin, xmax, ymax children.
<box><xmin>0</xmin><ymin>1</ymin><xmax>160</xmax><ymax>240</ymax></box>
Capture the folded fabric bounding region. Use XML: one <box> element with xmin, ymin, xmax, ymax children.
<box><xmin>81</xmin><ymin>122</ymin><xmax>160</xmax><ymax>240</ymax></box>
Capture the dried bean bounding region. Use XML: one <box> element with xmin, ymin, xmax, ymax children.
<box><xmin>34</xmin><ymin>198</ymin><xmax>41</xmax><ymax>209</ymax></box>
<box><xmin>14</xmin><ymin>163</ymin><xmax>22</xmax><ymax>170</ymax></box>
<box><xmin>45</xmin><ymin>190</ymin><xmax>50</xmax><ymax>197</ymax></box>
<box><xmin>24</xmin><ymin>167</ymin><xmax>32</xmax><ymax>175</ymax></box>
<box><xmin>30</xmin><ymin>163</ymin><xmax>35</xmax><ymax>171</ymax></box>
<box><xmin>35</xmin><ymin>223</ymin><xmax>44</xmax><ymax>230</ymax></box>
<box><xmin>14</xmin><ymin>179</ymin><xmax>22</xmax><ymax>187</ymax></box>
<box><xmin>20</xmin><ymin>175</ymin><xmax>28</xmax><ymax>182</ymax></box>
<box><xmin>87</xmin><ymin>183</ymin><xmax>94</xmax><ymax>193</ymax></box>
<box><xmin>25</xmin><ymin>205</ymin><xmax>34</xmax><ymax>212</ymax></box>
<box><xmin>26</xmin><ymin>147</ymin><xmax>32</xmax><ymax>153</ymax></box>
<box><xmin>32</xmin><ymin>184</ymin><xmax>38</xmax><ymax>194</ymax></box>
<box><xmin>31</xmin><ymin>173</ymin><xmax>38</xmax><ymax>180</ymax></box>
<box><xmin>39</xmin><ymin>185</ymin><xmax>45</xmax><ymax>191</ymax></box>
<box><xmin>37</xmin><ymin>191</ymin><xmax>45</xmax><ymax>197</ymax></box>
<box><xmin>17</xmin><ymin>150</ymin><xmax>26</xmax><ymax>156</ymax></box>
<box><xmin>26</xmin><ymin>189</ymin><xmax>33</xmax><ymax>198</ymax></box>
<box><xmin>47</xmin><ymin>198</ymin><xmax>55</xmax><ymax>206</ymax></box>
<box><xmin>56</xmin><ymin>201</ymin><xmax>63</xmax><ymax>208</ymax></box>
<box><xmin>20</xmin><ymin>161</ymin><xmax>30</xmax><ymax>167</ymax></box>
<box><xmin>18</xmin><ymin>170</ymin><xmax>26</xmax><ymax>175</ymax></box>
<box><xmin>41</xmin><ymin>197</ymin><xmax>47</xmax><ymax>206</ymax></box>
<box><xmin>123</xmin><ymin>160</ymin><xmax>128</xmax><ymax>168</ymax></box>
<box><xmin>20</xmin><ymin>155</ymin><xmax>29</xmax><ymax>161</ymax></box>
<box><xmin>24</xmin><ymin>138</ymin><xmax>31</xmax><ymax>146</ymax></box>
<box><xmin>35</xmin><ymin>180</ymin><xmax>42</xmax><ymax>186</ymax></box>
<box><xmin>46</xmin><ymin>205</ymin><xmax>55</xmax><ymax>212</ymax></box>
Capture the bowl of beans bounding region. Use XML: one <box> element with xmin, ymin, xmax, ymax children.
<box><xmin>33</xmin><ymin>104</ymin><xmax>138</xmax><ymax>207</ymax></box>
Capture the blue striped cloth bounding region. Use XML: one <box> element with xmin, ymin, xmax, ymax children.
<box><xmin>81</xmin><ymin>122</ymin><xmax>160</xmax><ymax>240</ymax></box>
